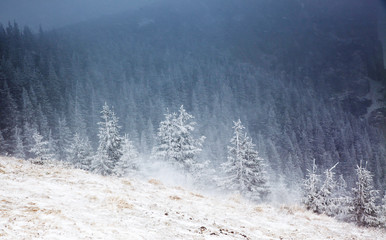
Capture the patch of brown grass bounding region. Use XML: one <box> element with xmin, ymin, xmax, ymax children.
<box><xmin>148</xmin><ymin>179</ymin><xmax>162</xmax><ymax>185</ymax></box>
<box><xmin>254</xmin><ymin>206</ymin><xmax>264</xmax><ymax>213</ymax></box>
<box><xmin>107</xmin><ymin>197</ymin><xmax>134</xmax><ymax>210</ymax></box>
<box><xmin>169</xmin><ymin>195</ymin><xmax>182</xmax><ymax>201</ymax></box>
<box><xmin>191</xmin><ymin>192</ymin><xmax>204</xmax><ymax>198</ymax></box>
<box><xmin>122</xmin><ymin>180</ymin><xmax>132</xmax><ymax>186</ymax></box>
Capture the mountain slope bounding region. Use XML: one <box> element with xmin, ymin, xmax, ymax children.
<box><xmin>0</xmin><ymin>157</ymin><xmax>384</xmax><ymax>239</ymax></box>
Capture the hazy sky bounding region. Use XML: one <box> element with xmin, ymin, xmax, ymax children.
<box><xmin>0</xmin><ymin>0</ymin><xmax>155</xmax><ymax>31</ymax></box>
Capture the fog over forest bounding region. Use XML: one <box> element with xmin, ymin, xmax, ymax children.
<box><xmin>0</xmin><ymin>0</ymin><xmax>385</xmax><ymax>225</ymax></box>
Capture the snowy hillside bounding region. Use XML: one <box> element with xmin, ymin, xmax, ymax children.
<box><xmin>0</xmin><ymin>157</ymin><xmax>384</xmax><ymax>240</ymax></box>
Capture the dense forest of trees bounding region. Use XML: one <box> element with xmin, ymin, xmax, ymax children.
<box><xmin>0</xmin><ymin>0</ymin><xmax>385</xmax><ymax>229</ymax></box>
<box><xmin>1</xmin><ymin>20</ymin><xmax>384</xmax><ymax>191</ymax></box>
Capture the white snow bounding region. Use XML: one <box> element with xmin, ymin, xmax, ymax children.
<box><xmin>0</xmin><ymin>156</ymin><xmax>384</xmax><ymax>240</ymax></box>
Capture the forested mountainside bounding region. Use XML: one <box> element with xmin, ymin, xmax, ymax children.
<box><xmin>0</xmin><ymin>0</ymin><xmax>385</xmax><ymax>190</ymax></box>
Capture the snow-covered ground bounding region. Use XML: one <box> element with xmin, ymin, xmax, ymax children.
<box><xmin>0</xmin><ymin>157</ymin><xmax>384</xmax><ymax>240</ymax></box>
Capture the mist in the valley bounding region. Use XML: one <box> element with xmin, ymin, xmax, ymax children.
<box><xmin>0</xmin><ymin>0</ymin><xmax>385</xmax><ymax>206</ymax></box>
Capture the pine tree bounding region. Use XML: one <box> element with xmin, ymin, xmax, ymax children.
<box><xmin>0</xmin><ymin>130</ymin><xmax>5</xmax><ymax>155</ymax></box>
<box><xmin>13</xmin><ymin>126</ymin><xmax>25</xmax><ymax>159</ymax></box>
<box><xmin>316</xmin><ymin>163</ymin><xmax>338</xmax><ymax>216</ymax></box>
<box><xmin>47</xmin><ymin>129</ymin><xmax>57</xmax><ymax>160</ymax></box>
<box><xmin>220</xmin><ymin>119</ymin><xmax>270</xmax><ymax>202</ymax></box>
<box><xmin>92</xmin><ymin>103</ymin><xmax>122</xmax><ymax>176</ymax></box>
<box><xmin>154</xmin><ymin>105</ymin><xmax>205</xmax><ymax>173</ymax></box>
<box><xmin>302</xmin><ymin>159</ymin><xmax>321</xmax><ymax>213</ymax></box>
<box><xmin>22</xmin><ymin>122</ymin><xmax>37</xmax><ymax>158</ymax></box>
<box><xmin>68</xmin><ymin>133</ymin><xmax>93</xmax><ymax>170</ymax></box>
<box><xmin>351</xmin><ymin>163</ymin><xmax>380</xmax><ymax>227</ymax></box>
<box><xmin>114</xmin><ymin>134</ymin><xmax>139</xmax><ymax>177</ymax></box>
<box><xmin>380</xmin><ymin>194</ymin><xmax>386</xmax><ymax>228</ymax></box>
<box><xmin>57</xmin><ymin>117</ymin><xmax>72</xmax><ymax>161</ymax></box>
<box><xmin>330</xmin><ymin>174</ymin><xmax>352</xmax><ymax>221</ymax></box>
<box><xmin>30</xmin><ymin>131</ymin><xmax>54</xmax><ymax>164</ymax></box>
<box><xmin>0</xmin><ymin>81</ymin><xmax>18</xmax><ymax>153</ymax></box>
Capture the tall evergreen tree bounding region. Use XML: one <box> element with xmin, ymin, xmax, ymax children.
<box><xmin>56</xmin><ymin>117</ymin><xmax>72</xmax><ymax>161</ymax></box>
<box><xmin>92</xmin><ymin>103</ymin><xmax>122</xmax><ymax>176</ymax></box>
<box><xmin>220</xmin><ymin>119</ymin><xmax>270</xmax><ymax>202</ymax></box>
<box><xmin>0</xmin><ymin>130</ymin><xmax>5</xmax><ymax>155</ymax></box>
<box><xmin>0</xmin><ymin>81</ymin><xmax>18</xmax><ymax>152</ymax></box>
<box><xmin>47</xmin><ymin>129</ymin><xmax>57</xmax><ymax>160</ymax></box>
<box><xmin>380</xmin><ymin>194</ymin><xmax>386</xmax><ymax>228</ymax></box>
<box><xmin>302</xmin><ymin>159</ymin><xmax>321</xmax><ymax>213</ymax></box>
<box><xmin>68</xmin><ymin>132</ymin><xmax>93</xmax><ymax>170</ymax></box>
<box><xmin>316</xmin><ymin>163</ymin><xmax>338</xmax><ymax>216</ymax></box>
<box><xmin>13</xmin><ymin>126</ymin><xmax>25</xmax><ymax>159</ymax></box>
<box><xmin>22</xmin><ymin>122</ymin><xmax>37</xmax><ymax>159</ymax></box>
<box><xmin>154</xmin><ymin>105</ymin><xmax>205</xmax><ymax>173</ymax></box>
<box><xmin>30</xmin><ymin>131</ymin><xmax>54</xmax><ymax>164</ymax></box>
<box><xmin>351</xmin><ymin>163</ymin><xmax>380</xmax><ymax>227</ymax></box>
<box><xmin>114</xmin><ymin>134</ymin><xmax>139</xmax><ymax>177</ymax></box>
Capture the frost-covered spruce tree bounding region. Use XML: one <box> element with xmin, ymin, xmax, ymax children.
<box><xmin>92</xmin><ymin>103</ymin><xmax>123</xmax><ymax>176</ymax></box>
<box><xmin>220</xmin><ymin>119</ymin><xmax>269</xmax><ymax>202</ymax></box>
<box><xmin>154</xmin><ymin>105</ymin><xmax>205</xmax><ymax>173</ymax></box>
<box><xmin>0</xmin><ymin>130</ymin><xmax>5</xmax><ymax>155</ymax></box>
<box><xmin>316</xmin><ymin>163</ymin><xmax>338</xmax><ymax>216</ymax></box>
<box><xmin>380</xmin><ymin>194</ymin><xmax>386</xmax><ymax>228</ymax></box>
<box><xmin>330</xmin><ymin>174</ymin><xmax>352</xmax><ymax>220</ymax></box>
<box><xmin>68</xmin><ymin>133</ymin><xmax>93</xmax><ymax>170</ymax></box>
<box><xmin>13</xmin><ymin>126</ymin><xmax>25</xmax><ymax>159</ymax></box>
<box><xmin>114</xmin><ymin>134</ymin><xmax>139</xmax><ymax>177</ymax></box>
<box><xmin>302</xmin><ymin>159</ymin><xmax>321</xmax><ymax>213</ymax></box>
<box><xmin>47</xmin><ymin>130</ymin><xmax>58</xmax><ymax>161</ymax></box>
<box><xmin>57</xmin><ymin>117</ymin><xmax>72</xmax><ymax>161</ymax></box>
<box><xmin>351</xmin><ymin>163</ymin><xmax>380</xmax><ymax>227</ymax></box>
<box><xmin>30</xmin><ymin>131</ymin><xmax>54</xmax><ymax>164</ymax></box>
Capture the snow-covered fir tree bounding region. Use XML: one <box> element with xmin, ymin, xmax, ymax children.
<box><xmin>13</xmin><ymin>126</ymin><xmax>25</xmax><ymax>159</ymax></box>
<box><xmin>379</xmin><ymin>194</ymin><xmax>386</xmax><ymax>228</ymax></box>
<box><xmin>330</xmin><ymin>174</ymin><xmax>353</xmax><ymax>221</ymax></box>
<box><xmin>302</xmin><ymin>159</ymin><xmax>321</xmax><ymax>213</ymax></box>
<box><xmin>30</xmin><ymin>131</ymin><xmax>54</xmax><ymax>164</ymax></box>
<box><xmin>0</xmin><ymin>130</ymin><xmax>5</xmax><ymax>155</ymax></box>
<box><xmin>22</xmin><ymin>122</ymin><xmax>37</xmax><ymax>158</ymax></box>
<box><xmin>316</xmin><ymin>163</ymin><xmax>338</xmax><ymax>216</ymax></box>
<box><xmin>154</xmin><ymin>105</ymin><xmax>205</xmax><ymax>174</ymax></box>
<box><xmin>220</xmin><ymin>119</ymin><xmax>270</xmax><ymax>202</ymax></box>
<box><xmin>114</xmin><ymin>134</ymin><xmax>139</xmax><ymax>177</ymax></box>
<box><xmin>57</xmin><ymin>117</ymin><xmax>72</xmax><ymax>161</ymax></box>
<box><xmin>47</xmin><ymin>130</ymin><xmax>57</xmax><ymax>161</ymax></box>
<box><xmin>92</xmin><ymin>103</ymin><xmax>123</xmax><ymax>176</ymax></box>
<box><xmin>68</xmin><ymin>133</ymin><xmax>94</xmax><ymax>170</ymax></box>
<box><xmin>351</xmin><ymin>163</ymin><xmax>380</xmax><ymax>227</ymax></box>
<box><xmin>336</xmin><ymin>175</ymin><xmax>349</xmax><ymax>197</ymax></box>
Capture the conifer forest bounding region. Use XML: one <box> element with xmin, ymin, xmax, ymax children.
<box><xmin>0</xmin><ymin>0</ymin><xmax>385</xmax><ymax>229</ymax></box>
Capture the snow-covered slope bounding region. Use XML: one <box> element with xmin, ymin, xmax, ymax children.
<box><xmin>0</xmin><ymin>157</ymin><xmax>384</xmax><ymax>240</ymax></box>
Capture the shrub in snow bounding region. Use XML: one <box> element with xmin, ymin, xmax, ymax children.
<box><xmin>92</xmin><ymin>103</ymin><xmax>123</xmax><ymax>176</ymax></box>
<box><xmin>30</xmin><ymin>131</ymin><xmax>54</xmax><ymax>164</ymax></box>
<box><xmin>154</xmin><ymin>105</ymin><xmax>206</xmax><ymax>175</ymax></box>
<box><xmin>220</xmin><ymin>119</ymin><xmax>270</xmax><ymax>202</ymax></box>
<box><xmin>351</xmin><ymin>163</ymin><xmax>380</xmax><ymax>227</ymax></box>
